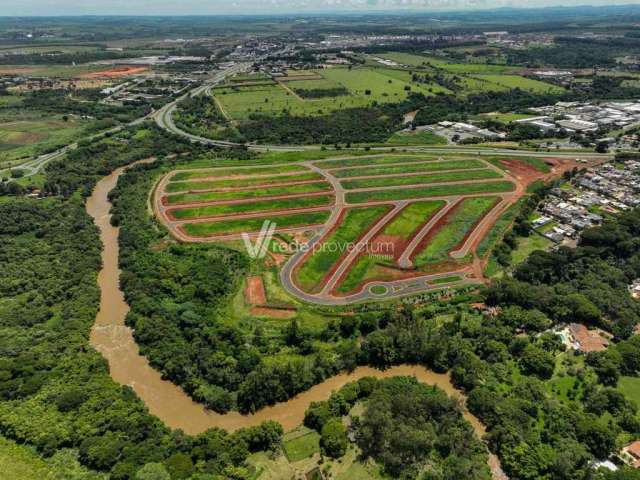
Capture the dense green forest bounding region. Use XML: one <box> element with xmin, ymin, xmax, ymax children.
<box><xmin>304</xmin><ymin>376</ymin><xmax>491</xmax><ymax>479</ymax></box>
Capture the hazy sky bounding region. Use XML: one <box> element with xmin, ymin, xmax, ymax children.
<box><xmin>4</xmin><ymin>0</ymin><xmax>639</xmax><ymax>16</ymax></box>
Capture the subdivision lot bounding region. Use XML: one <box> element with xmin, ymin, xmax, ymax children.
<box><xmin>295</xmin><ymin>206</ymin><xmax>390</xmax><ymax>293</ymax></box>
<box><xmin>155</xmin><ymin>152</ymin><xmax>566</xmax><ymax>304</ymax></box>
<box><xmin>341</xmin><ymin>169</ymin><xmax>502</xmax><ymax>190</ymax></box>
<box><xmin>169</xmin><ymin>194</ymin><xmax>334</xmax><ymax>220</ymax></box>
<box><xmin>331</xmin><ymin>159</ymin><xmax>486</xmax><ymax>178</ymax></box>
<box><xmin>345</xmin><ymin>181</ymin><xmax>515</xmax><ymax>204</ymax></box>
<box><xmin>170</xmin><ymin>164</ymin><xmax>308</xmax><ymax>181</ymax></box>
<box><xmin>165</xmin><ymin>172</ymin><xmax>324</xmax><ymax>193</ymax></box>
<box><xmin>182</xmin><ymin>211</ymin><xmax>332</xmax><ymax>238</ymax></box>
<box><xmin>165</xmin><ymin>181</ymin><xmax>331</xmax><ymax>205</ymax></box>
<box><xmin>413</xmin><ymin>197</ymin><xmax>499</xmax><ymax>266</ymax></box>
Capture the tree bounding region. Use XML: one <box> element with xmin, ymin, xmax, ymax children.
<box><xmin>135</xmin><ymin>463</ymin><xmax>170</xmax><ymax>480</ymax></box>
<box><xmin>519</xmin><ymin>344</ymin><xmax>555</xmax><ymax>379</ymax></box>
<box><xmin>320</xmin><ymin>418</ymin><xmax>348</xmax><ymax>458</ymax></box>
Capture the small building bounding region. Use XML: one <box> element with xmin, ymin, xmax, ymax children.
<box><xmin>567</xmin><ymin>323</ymin><xmax>609</xmax><ymax>353</ymax></box>
<box><xmin>621</xmin><ymin>441</ymin><xmax>640</xmax><ymax>469</ymax></box>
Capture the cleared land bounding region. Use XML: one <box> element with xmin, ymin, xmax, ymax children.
<box><xmin>166</xmin><ymin>182</ymin><xmax>331</xmax><ymax>205</ymax></box>
<box><xmin>182</xmin><ymin>211</ymin><xmax>331</xmax><ymax>237</ymax></box>
<box><xmin>165</xmin><ymin>172</ymin><xmax>324</xmax><ymax>193</ymax></box>
<box><xmin>413</xmin><ymin>197</ymin><xmax>499</xmax><ymax>266</ymax></box>
<box><xmin>169</xmin><ymin>194</ymin><xmax>334</xmax><ymax>220</ymax></box>
<box><xmin>341</xmin><ymin>169</ymin><xmax>502</xmax><ymax>190</ymax></box>
<box><xmin>295</xmin><ymin>206</ymin><xmax>389</xmax><ymax>293</ymax></box>
<box><xmin>346</xmin><ymin>181</ymin><xmax>515</xmax><ymax>203</ymax></box>
<box><xmin>331</xmin><ymin>159</ymin><xmax>486</xmax><ymax>178</ymax></box>
<box><xmin>170</xmin><ymin>164</ymin><xmax>307</xmax><ymax>181</ymax></box>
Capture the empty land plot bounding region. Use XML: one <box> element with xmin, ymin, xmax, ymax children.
<box><xmin>321</xmin><ymin>67</ymin><xmax>439</xmax><ymax>99</ymax></box>
<box><xmin>169</xmin><ymin>195</ymin><xmax>334</xmax><ymax>220</ymax></box>
<box><xmin>295</xmin><ymin>206</ymin><xmax>389</xmax><ymax>292</ymax></box>
<box><xmin>454</xmin><ymin>75</ymin><xmax>510</xmax><ymax>94</ymax></box>
<box><xmin>314</xmin><ymin>155</ymin><xmax>439</xmax><ymax>169</ymax></box>
<box><xmin>471</xmin><ymin>75</ymin><xmax>564</xmax><ymax>93</ymax></box>
<box><xmin>346</xmin><ymin>181</ymin><xmax>515</xmax><ymax>203</ymax></box>
<box><xmin>377</xmin><ymin>52</ymin><xmax>436</xmax><ymax>67</ymax></box>
<box><xmin>336</xmin><ymin>201</ymin><xmax>446</xmax><ymax>293</ymax></box>
<box><xmin>341</xmin><ymin>169</ymin><xmax>502</xmax><ymax>190</ymax></box>
<box><xmin>375</xmin><ymin>68</ymin><xmax>452</xmax><ymax>94</ymax></box>
<box><xmin>165</xmin><ymin>172</ymin><xmax>324</xmax><ymax>193</ymax></box>
<box><xmin>382</xmin><ymin>201</ymin><xmax>447</xmax><ymax>240</ymax></box>
<box><xmin>182</xmin><ymin>211</ymin><xmax>331</xmax><ymax>237</ymax></box>
<box><xmin>166</xmin><ymin>182</ymin><xmax>331</xmax><ymax>205</ymax></box>
<box><xmin>170</xmin><ymin>164</ymin><xmax>307</xmax><ymax>182</ymax></box>
<box><xmin>413</xmin><ymin>197</ymin><xmax>499</xmax><ymax>266</ymax></box>
<box><xmin>332</xmin><ymin>160</ymin><xmax>486</xmax><ymax>178</ymax></box>
<box><xmin>214</xmin><ymin>84</ymin><xmax>302</xmax><ymax>119</ymax></box>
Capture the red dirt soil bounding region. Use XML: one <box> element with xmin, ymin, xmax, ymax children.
<box><xmin>82</xmin><ymin>66</ymin><xmax>148</xmax><ymax>79</ymax></box>
<box><xmin>245</xmin><ymin>276</ymin><xmax>267</xmax><ymax>306</ymax></box>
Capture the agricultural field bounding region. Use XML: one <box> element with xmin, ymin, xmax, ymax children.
<box><xmin>155</xmin><ymin>151</ymin><xmax>566</xmax><ymax>304</ymax></box>
<box><xmin>0</xmin><ymin>114</ymin><xmax>90</xmax><ymax>169</ymax></box>
<box><xmin>212</xmin><ymin>67</ymin><xmax>448</xmax><ymax>119</ymax></box>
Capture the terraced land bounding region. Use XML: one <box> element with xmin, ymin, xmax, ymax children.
<box><xmin>155</xmin><ymin>152</ymin><xmax>562</xmax><ymax>304</ymax></box>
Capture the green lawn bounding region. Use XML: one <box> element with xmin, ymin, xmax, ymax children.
<box><xmin>282</xmin><ymin>428</ymin><xmax>321</xmax><ymax>462</ymax></box>
<box><xmin>383</xmin><ymin>201</ymin><xmax>446</xmax><ymax>239</ymax></box>
<box><xmin>332</xmin><ymin>159</ymin><xmax>486</xmax><ymax>178</ymax></box>
<box><xmin>619</xmin><ymin>377</ymin><xmax>640</xmax><ymax>408</ymax></box>
<box><xmin>182</xmin><ymin>211</ymin><xmax>331</xmax><ymax>237</ymax></box>
<box><xmin>414</xmin><ymin>197</ymin><xmax>499</xmax><ymax>266</ymax></box>
<box><xmin>170</xmin><ymin>194</ymin><xmax>333</xmax><ymax>219</ymax></box>
<box><xmin>296</xmin><ymin>206</ymin><xmax>388</xmax><ymax>292</ymax></box>
<box><xmin>346</xmin><ymin>181</ymin><xmax>514</xmax><ymax>203</ymax></box>
<box><xmin>166</xmin><ymin>182</ymin><xmax>330</xmax><ymax>205</ymax></box>
<box><xmin>341</xmin><ymin>169</ymin><xmax>501</xmax><ymax>190</ymax></box>
<box><xmin>510</xmin><ymin>234</ymin><xmax>553</xmax><ymax>265</ymax></box>
<box><xmin>170</xmin><ymin>164</ymin><xmax>307</xmax><ymax>181</ymax></box>
<box><xmin>165</xmin><ymin>172</ymin><xmax>324</xmax><ymax>193</ymax></box>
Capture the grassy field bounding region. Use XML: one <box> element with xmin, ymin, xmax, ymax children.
<box><xmin>346</xmin><ymin>181</ymin><xmax>514</xmax><ymax>203</ymax></box>
<box><xmin>377</xmin><ymin>52</ymin><xmax>514</xmax><ymax>74</ymax></box>
<box><xmin>0</xmin><ymin>115</ymin><xmax>88</xmax><ymax>168</ymax></box>
<box><xmin>166</xmin><ymin>182</ymin><xmax>331</xmax><ymax>205</ymax></box>
<box><xmin>472</xmin><ymin>75</ymin><xmax>565</xmax><ymax>94</ymax></box>
<box><xmin>618</xmin><ymin>377</ymin><xmax>640</xmax><ymax>408</ymax></box>
<box><xmin>165</xmin><ymin>172</ymin><xmax>324</xmax><ymax>193</ymax></box>
<box><xmin>383</xmin><ymin>201</ymin><xmax>446</xmax><ymax>239</ymax></box>
<box><xmin>385</xmin><ymin>129</ymin><xmax>448</xmax><ymax>145</ymax></box>
<box><xmin>282</xmin><ymin>427</ymin><xmax>321</xmax><ymax>462</ymax></box>
<box><xmin>214</xmin><ymin>67</ymin><xmax>447</xmax><ymax>119</ymax></box>
<box><xmin>414</xmin><ymin>197</ymin><xmax>499</xmax><ymax>266</ymax></box>
<box><xmin>510</xmin><ymin>234</ymin><xmax>553</xmax><ymax>265</ymax></box>
<box><xmin>170</xmin><ymin>194</ymin><xmax>333</xmax><ymax>219</ymax></box>
<box><xmin>484</xmin><ymin>112</ymin><xmax>537</xmax><ymax>123</ymax></box>
<box><xmin>296</xmin><ymin>206</ymin><xmax>388</xmax><ymax>292</ymax></box>
<box><xmin>170</xmin><ymin>164</ymin><xmax>307</xmax><ymax>181</ymax></box>
<box><xmin>341</xmin><ymin>169</ymin><xmax>501</xmax><ymax>190</ymax></box>
<box><xmin>182</xmin><ymin>211</ymin><xmax>331</xmax><ymax>237</ymax></box>
<box><xmin>336</xmin><ymin>255</ymin><xmax>381</xmax><ymax>293</ymax></box>
<box><xmin>316</xmin><ymin>155</ymin><xmax>440</xmax><ymax>169</ymax></box>
<box><xmin>332</xmin><ymin>159</ymin><xmax>487</xmax><ymax>178</ymax></box>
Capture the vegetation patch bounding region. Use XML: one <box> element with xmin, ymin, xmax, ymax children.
<box><xmin>346</xmin><ymin>181</ymin><xmax>514</xmax><ymax>203</ymax></box>
<box><xmin>296</xmin><ymin>206</ymin><xmax>388</xmax><ymax>292</ymax></box>
<box><xmin>341</xmin><ymin>169</ymin><xmax>501</xmax><ymax>190</ymax></box>
<box><xmin>170</xmin><ymin>164</ymin><xmax>307</xmax><ymax>181</ymax></box>
<box><xmin>165</xmin><ymin>172</ymin><xmax>324</xmax><ymax>193</ymax></box>
<box><xmin>332</xmin><ymin>159</ymin><xmax>486</xmax><ymax>178</ymax></box>
<box><xmin>169</xmin><ymin>194</ymin><xmax>334</xmax><ymax>219</ymax></box>
<box><xmin>182</xmin><ymin>211</ymin><xmax>331</xmax><ymax>237</ymax></box>
<box><xmin>414</xmin><ymin>197</ymin><xmax>499</xmax><ymax>266</ymax></box>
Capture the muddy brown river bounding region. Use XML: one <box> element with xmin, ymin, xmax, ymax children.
<box><xmin>86</xmin><ymin>164</ymin><xmax>506</xmax><ymax>479</ymax></box>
